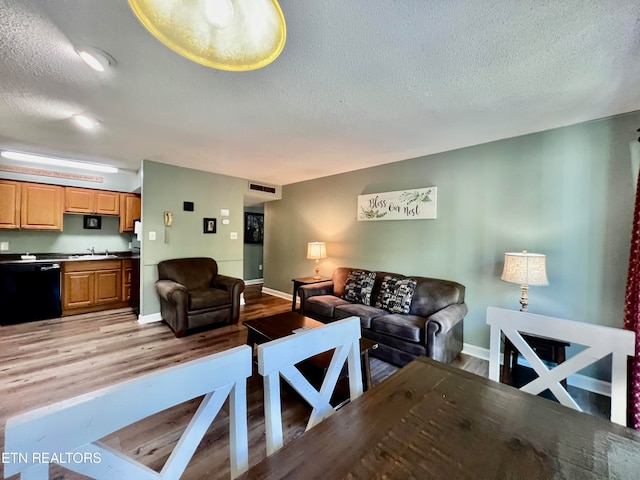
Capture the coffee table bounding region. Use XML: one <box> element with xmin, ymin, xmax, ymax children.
<box><xmin>244</xmin><ymin>311</ymin><xmax>378</xmax><ymax>391</ymax></box>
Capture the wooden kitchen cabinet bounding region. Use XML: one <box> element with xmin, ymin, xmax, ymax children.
<box><xmin>65</xmin><ymin>187</ymin><xmax>120</xmax><ymax>215</ymax></box>
<box><xmin>62</xmin><ymin>260</ymin><xmax>127</xmax><ymax>315</ymax></box>
<box><xmin>0</xmin><ymin>180</ymin><xmax>21</xmax><ymax>229</ymax></box>
<box><xmin>119</xmin><ymin>193</ymin><xmax>141</xmax><ymax>232</ymax></box>
<box><xmin>95</xmin><ymin>190</ymin><xmax>120</xmax><ymax>215</ymax></box>
<box><xmin>21</xmin><ymin>182</ymin><xmax>63</xmax><ymax>230</ymax></box>
<box><xmin>122</xmin><ymin>259</ymin><xmax>132</xmax><ymax>302</ymax></box>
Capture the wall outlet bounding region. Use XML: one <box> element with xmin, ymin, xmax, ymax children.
<box><xmin>221</xmin><ymin>209</ymin><xmax>230</xmax><ymax>216</ymax></box>
<box><xmin>0</xmin><ymin>242</ymin><xmax>8</xmax><ymax>251</ymax></box>
<box><xmin>128</xmin><ymin>242</ymin><xmax>132</xmax><ymax>249</ymax></box>
<box><xmin>230</xmin><ymin>232</ymin><xmax>238</xmax><ymax>240</ymax></box>
<box><xmin>149</xmin><ymin>231</ymin><xmax>157</xmax><ymax>241</ymax></box>
<box><xmin>258</xmin><ymin>264</ymin><xmax>263</xmax><ymax>271</ymax></box>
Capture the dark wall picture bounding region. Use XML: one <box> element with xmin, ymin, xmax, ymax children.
<box><xmin>244</xmin><ymin>212</ymin><xmax>264</xmax><ymax>244</ymax></box>
<box><xmin>203</xmin><ymin>218</ymin><xmax>217</xmax><ymax>234</ymax></box>
<box><xmin>83</xmin><ymin>215</ymin><xmax>101</xmax><ymax>230</ymax></box>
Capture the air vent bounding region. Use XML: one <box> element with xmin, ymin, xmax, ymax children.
<box><xmin>249</xmin><ymin>182</ymin><xmax>276</xmax><ymax>194</ymax></box>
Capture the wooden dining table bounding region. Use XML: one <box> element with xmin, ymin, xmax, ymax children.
<box><xmin>238</xmin><ymin>356</ymin><xmax>640</xmax><ymax>479</ymax></box>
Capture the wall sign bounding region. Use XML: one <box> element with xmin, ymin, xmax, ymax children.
<box><xmin>0</xmin><ymin>164</ymin><xmax>103</xmax><ymax>183</ymax></box>
<box><xmin>357</xmin><ymin>187</ymin><xmax>437</xmax><ymax>221</ymax></box>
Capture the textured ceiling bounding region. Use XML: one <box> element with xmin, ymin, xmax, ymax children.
<box><xmin>1</xmin><ymin>1</ymin><xmax>639</xmax><ymax>186</ymax></box>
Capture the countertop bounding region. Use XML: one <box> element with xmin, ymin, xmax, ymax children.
<box><xmin>0</xmin><ymin>251</ymin><xmax>139</xmax><ymax>265</ymax></box>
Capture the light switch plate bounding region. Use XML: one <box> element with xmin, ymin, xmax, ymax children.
<box><xmin>0</xmin><ymin>242</ymin><xmax>8</xmax><ymax>251</ymax></box>
<box><xmin>149</xmin><ymin>231</ymin><xmax>157</xmax><ymax>240</ymax></box>
<box><xmin>230</xmin><ymin>232</ymin><xmax>238</xmax><ymax>239</ymax></box>
<box><xmin>221</xmin><ymin>209</ymin><xmax>230</xmax><ymax>216</ymax></box>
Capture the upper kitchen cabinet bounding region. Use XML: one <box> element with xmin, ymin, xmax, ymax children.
<box><xmin>96</xmin><ymin>191</ymin><xmax>120</xmax><ymax>215</ymax></box>
<box><xmin>119</xmin><ymin>193</ymin><xmax>141</xmax><ymax>232</ymax></box>
<box><xmin>0</xmin><ymin>180</ymin><xmax>21</xmax><ymax>229</ymax></box>
<box><xmin>20</xmin><ymin>182</ymin><xmax>63</xmax><ymax>230</ymax></box>
<box><xmin>65</xmin><ymin>187</ymin><xmax>120</xmax><ymax>215</ymax></box>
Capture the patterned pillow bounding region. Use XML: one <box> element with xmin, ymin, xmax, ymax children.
<box><xmin>342</xmin><ymin>270</ymin><xmax>377</xmax><ymax>305</ymax></box>
<box><xmin>375</xmin><ymin>276</ymin><xmax>417</xmax><ymax>314</ymax></box>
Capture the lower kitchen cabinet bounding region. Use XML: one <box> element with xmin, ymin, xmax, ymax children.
<box><xmin>62</xmin><ymin>260</ymin><xmax>128</xmax><ymax>315</ymax></box>
<box><xmin>122</xmin><ymin>259</ymin><xmax>132</xmax><ymax>302</ymax></box>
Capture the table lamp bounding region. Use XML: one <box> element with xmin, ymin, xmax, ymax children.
<box><xmin>501</xmin><ymin>250</ymin><xmax>549</xmax><ymax>312</ymax></box>
<box><xmin>307</xmin><ymin>242</ymin><xmax>327</xmax><ymax>279</ymax></box>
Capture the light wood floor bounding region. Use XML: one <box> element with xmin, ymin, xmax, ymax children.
<box><xmin>0</xmin><ymin>293</ymin><xmax>602</xmax><ymax>479</ymax></box>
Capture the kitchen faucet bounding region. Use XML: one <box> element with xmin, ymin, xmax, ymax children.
<box><xmin>87</xmin><ymin>247</ymin><xmax>95</xmax><ymax>255</ymax></box>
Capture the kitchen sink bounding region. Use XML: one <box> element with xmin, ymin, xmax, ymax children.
<box><xmin>67</xmin><ymin>254</ymin><xmax>119</xmax><ymax>260</ymax></box>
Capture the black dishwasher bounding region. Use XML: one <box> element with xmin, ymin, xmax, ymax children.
<box><xmin>0</xmin><ymin>262</ymin><xmax>62</xmax><ymax>325</ymax></box>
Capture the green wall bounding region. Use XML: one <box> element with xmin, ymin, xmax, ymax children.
<box><xmin>140</xmin><ymin>160</ymin><xmax>248</xmax><ymax>316</ymax></box>
<box><xmin>264</xmin><ymin>112</ymin><xmax>640</xmax><ymax>353</ymax></box>
<box><xmin>0</xmin><ymin>214</ymin><xmax>132</xmax><ymax>254</ymax></box>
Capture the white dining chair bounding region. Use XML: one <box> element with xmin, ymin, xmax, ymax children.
<box><xmin>487</xmin><ymin>306</ymin><xmax>635</xmax><ymax>426</ymax></box>
<box><xmin>4</xmin><ymin>345</ymin><xmax>252</xmax><ymax>480</ymax></box>
<box><xmin>257</xmin><ymin>316</ymin><xmax>363</xmax><ymax>456</ymax></box>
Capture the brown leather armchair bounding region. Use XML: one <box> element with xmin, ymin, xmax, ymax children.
<box><xmin>155</xmin><ymin>257</ymin><xmax>245</xmax><ymax>337</ymax></box>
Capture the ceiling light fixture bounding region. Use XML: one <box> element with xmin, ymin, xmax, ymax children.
<box><xmin>72</xmin><ymin>114</ymin><xmax>99</xmax><ymax>130</ymax></box>
<box><xmin>128</xmin><ymin>0</ymin><xmax>286</xmax><ymax>71</ymax></box>
<box><xmin>0</xmin><ymin>151</ymin><xmax>118</xmax><ymax>174</ymax></box>
<box><xmin>75</xmin><ymin>47</ymin><xmax>115</xmax><ymax>72</ymax></box>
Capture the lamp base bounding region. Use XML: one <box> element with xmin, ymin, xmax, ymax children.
<box><xmin>519</xmin><ymin>285</ymin><xmax>529</xmax><ymax>312</ymax></box>
<box><xmin>312</xmin><ymin>260</ymin><xmax>321</xmax><ymax>279</ymax></box>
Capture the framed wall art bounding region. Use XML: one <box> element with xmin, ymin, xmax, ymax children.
<box><xmin>357</xmin><ymin>187</ymin><xmax>437</xmax><ymax>221</ymax></box>
<box><xmin>83</xmin><ymin>215</ymin><xmax>102</xmax><ymax>230</ymax></box>
<box><xmin>244</xmin><ymin>212</ymin><xmax>264</xmax><ymax>244</ymax></box>
<box><xmin>203</xmin><ymin>218</ymin><xmax>217</xmax><ymax>234</ymax></box>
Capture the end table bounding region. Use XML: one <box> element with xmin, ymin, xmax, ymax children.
<box><xmin>501</xmin><ymin>333</ymin><xmax>570</xmax><ymax>389</ymax></box>
<box><xmin>291</xmin><ymin>276</ymin><xmax>330</xmax><ymax>311</ymax></box>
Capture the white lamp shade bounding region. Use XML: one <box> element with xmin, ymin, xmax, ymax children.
<box><xmin>306</xmin><ymin>242</ymin><xmax>327</xmax><ymax>260</ymax></box>
<box><xmin>501</xmin><ymin>251</ymin><xmax>549</xmax><ymax>286</ymax></box>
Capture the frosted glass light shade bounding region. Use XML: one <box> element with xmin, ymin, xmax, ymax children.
<box><xmin>128</xmin><ymin>0</ymin><xmax>286</xmax><ymax>71</ymax></box>
<box><xmin>501</xmin><ymin>251</ymin><xmax>549</xmax><ymax>286</ymax></box>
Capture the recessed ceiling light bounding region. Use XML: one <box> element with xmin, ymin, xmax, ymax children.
<box><xmin>0</xmin><ymin>151</ymin><xmax>118</xmax><ymax>173</ymax></box>
<box><xmin>75</xmin><ymin>47</ymin><xmax>116</xmax><ymax>72</ymax></box>
<box><xmin>72</xmin><ymin>114</ymin><xmax>99</xmax><ymax>130</ymax></box>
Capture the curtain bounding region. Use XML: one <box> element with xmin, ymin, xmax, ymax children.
<box><xmin>624</xmin><ymin>168</ymin><xmax>640</xmax><ymax>430</ymax></box>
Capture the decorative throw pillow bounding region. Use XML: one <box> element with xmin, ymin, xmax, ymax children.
<box><xmin>375</xmin><ymin>275</ymin><xmax>417</xmax><ymax>314</ymax></box>
<box><xmin>342</xmin><ymin>270</ymin><xmax>377</xmax><ymax>305</ymax></box>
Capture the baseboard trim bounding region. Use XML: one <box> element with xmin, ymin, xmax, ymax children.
<box><xmin>461</xmin><ymin>343</ymin><xmax>490</xmax><ymax>361</ymax></box>
<box><xmin>138</xmin><ymin>312</ymin><xmax>162</xmax><ymax>324</ymax></box>
<box><xmin>462</xmin><ymin>342</ymin><xmax>611</xmax><ymax>397</ymax></box>
<box><xmin>244</xmin><ymin>278</ymin><xmax>264</xmax><ymax>286</ymax></box>
<box><xmin>262</xmin><ymin>287</ymin><xmax>292</xmax><ymax>302</ymax></box>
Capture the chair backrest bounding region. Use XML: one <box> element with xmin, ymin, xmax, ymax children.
<box><xmin>157</xmin><ymin>257</ymin><xmax>218</xmax><ymax>289</ymax></box>
<box><xmin>4</xmin><ymin>345</ymin><xmax>252</xmax><ymax>480</ymax></box>
<box><xmin>257</xmin><ymin>316</ymin><xmax>363</xmax><ymax>456</ymax></box>
<box><xmin>486</xmin><ymin>307</ymin><xmax>635</xmax><ymax>426</ymax></box>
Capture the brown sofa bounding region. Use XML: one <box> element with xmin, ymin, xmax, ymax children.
<box><xmin>299</xmin><ymin>267</ymin><xmax>467</xmax><ymax>366</ymax></box>
<box><xmin>155</xmin><ymin>257</ymin><xmax>245</xmax><ymax>337</ymax></box>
